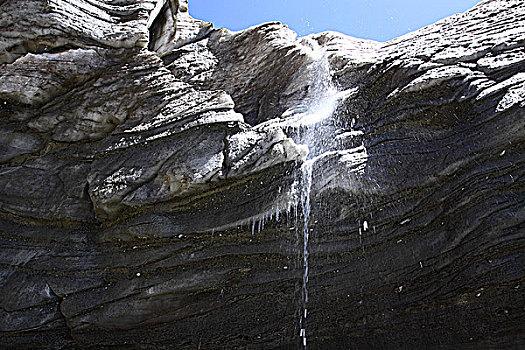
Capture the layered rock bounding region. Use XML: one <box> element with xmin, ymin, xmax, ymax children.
<box><xmin>0</xmin><ymin>0</ymin><xmax>524</xmax><ymax>349</ymax></box>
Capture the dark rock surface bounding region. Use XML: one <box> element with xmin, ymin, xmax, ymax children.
<box><xmin>0</xmin><ymin>0</ymin><xmax>524</xmax><ymax>348</ymax></box>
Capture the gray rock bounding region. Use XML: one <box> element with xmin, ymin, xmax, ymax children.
<box><xmin>0</xmin><ymin>0</ymin><xmax>160</xmax><ymax>63</ymax></box>
<box><xmin>148</xmin><ymin>0</ymin><xmax>213</xmax><ymax>57</ymax></box>
<box><xmin>0</xmin><ymin>0</ymin><xmax>523</xmax><ymax>349</ymax></box>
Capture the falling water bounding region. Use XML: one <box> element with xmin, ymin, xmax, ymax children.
<box><xmin>288</xmin><ymin>41</ymin><xmax>341</xmax><ymax>349</ymax></box>
<box><xmin>298</xmin><ymin>159</ymin><xmax>313</xmax><ymax>348</ymax></box>
<box><xmin>214</xmin><ymin>39</ymin><xmax>359</xmax><ymax>348</ymax></box>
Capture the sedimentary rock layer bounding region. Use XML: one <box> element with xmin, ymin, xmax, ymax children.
<box><xmin>0</xmin><ymin>0</ymin><xmax>523</xmax><ymax>348</ymax></box>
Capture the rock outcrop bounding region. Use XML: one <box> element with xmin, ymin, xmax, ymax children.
<box><xmin>0</xmin><ymin>0</ymin><xmax>523</xmax><ymax>349</ymax></box>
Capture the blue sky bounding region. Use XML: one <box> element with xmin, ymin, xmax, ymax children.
<box><xmin>189</xmin><ymin>0</ymin><xmax>481</xmax><ymax>42</ymax></box>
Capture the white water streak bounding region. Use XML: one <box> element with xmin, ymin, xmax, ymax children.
<box><xmin>292</xmin><ymin>47</ymin><xmax>341</xmax><ymax>349</ymax></box>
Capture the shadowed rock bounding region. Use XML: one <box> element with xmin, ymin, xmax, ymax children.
<box><xmin>0</xmin><ymin>0</ymin><xmax>523</xmax><ymax>349</ymax></box>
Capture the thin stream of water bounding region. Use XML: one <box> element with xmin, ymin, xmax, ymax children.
<box><xmin>229</xmin><ymin>41</ymin><xmax>345</xmax><ymax>348</ymax></box>
<box><xmin>290</xmin><ymin>44</ymin><xmax>340</xmax><ymax>349</ymax></box>
<box><xmin>299</xmin><ymin>159</ymin><xmax>313</xmax><ymax>348</ymax></box>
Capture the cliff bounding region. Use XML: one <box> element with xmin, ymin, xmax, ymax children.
<box><xmin>0</xmin><ymin>0</ymin><xmax>524</xmax><ymax>348</ymax></box>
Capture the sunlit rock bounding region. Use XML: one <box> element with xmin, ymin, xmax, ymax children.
<box><xmin>0</xmin><ymin>0</ymin><xmax>523</xmax><ymax>349</ymax></box>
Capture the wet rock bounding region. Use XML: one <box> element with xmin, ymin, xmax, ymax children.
<box><xmin>0</xmin><ymin>0</ymin><xmax>523</xmax><ymax>349</ymax></box>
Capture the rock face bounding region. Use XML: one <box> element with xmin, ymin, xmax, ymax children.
<box><xmin>0</xmin><ymin>0</ymin><xmax>524</xmax><ymax>349</ymax></box>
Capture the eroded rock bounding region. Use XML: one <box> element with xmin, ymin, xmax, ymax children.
<box><xmin>0</xmin><ymin>0</ymin><xmax>523</xmax><ymax>349</ymax></box>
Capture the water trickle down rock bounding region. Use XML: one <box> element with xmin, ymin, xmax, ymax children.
<box><xmin>0</xmin><ymin>0</ymin><xmax>524</xmax><ymax>349</ymax></box>
<box><xmin>276</xmin><ymin>41</ymin><xmax>367</xmax><ymax>347</ymax></box>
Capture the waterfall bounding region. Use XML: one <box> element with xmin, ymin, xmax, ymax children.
<box><xmin>207</xmin><ymin>38</ymin><xmax>366</xmax><ymax>348</ymax></box>
<box><xmin>288</xmin><ymin>43</ymin><xmax>341</xmax><ymax>349</ymax></box>
<box><xmin>298</xmin><ymin>159</ymin><xmax>313</xmax><ymax>348</ymax></box>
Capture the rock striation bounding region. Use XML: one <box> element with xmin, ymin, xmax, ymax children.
<box><xmin>0</xmin><ymin>0</ymin><xmax>524</xmax><ymax>349</ymax></box>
